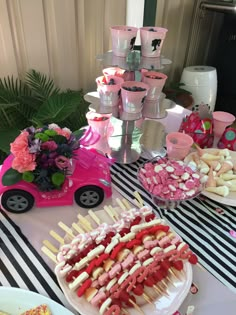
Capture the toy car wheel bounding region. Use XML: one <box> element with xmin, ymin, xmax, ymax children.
<box><xmin>74</xmin><ymin>185</ymin><xmax>104</xmax><ymax>208</ymax></box>
<box><xmin>1</xmin><ymin>189</ymin><xmax>35</xmax><ymax>213</ymax></box>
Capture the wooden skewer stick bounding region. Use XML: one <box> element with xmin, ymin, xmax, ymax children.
<box><xmin>115</xmin><ymin>198</ymin><xmax>127</xmax><ymax>211</ymax></box>
<box><xmin>133</xmin><ymin>191</ymin><xmax>144</xmax><ymax>207</ymax></box>
<box><xmin>104</xmin><ymin>205</ymin><xmax>117</xmax><ymax>222</ymax></box>
<box><xmin>197</xmin><ymin>262</ymin><xmax>206</xmax><ymax>272</ymax></box>
<box><xmin>49</xmin><ymin>230</ymin><xmax>64</xmax><ymax>245</ymax></box>
<box><xmin>166</xmin><ymin>275</ymin><xmax>177</xmax><ymax>287</ymax></box>
<box><xmin>141</xmin><ymin>292</ymin><xmax>153</xmax><ymax>304</ymax></box>
<box><xmin>169</xmin><ymin>268</ymin><xmax>182</xmax><ymax>281</ymax></box>
<box><xmin>58</xmin><ymin>222</ymin><xmax>74</xmax><ymax>239</ymax></box>
<box><xmin>121</xmin><ymin>308</ymin><xmax>130</xmax><ymax>315</ymax></box>
<box><xmin>128</xmin><ymin>298</ymin><xmax>144</xmax><ymax>314</ymax></box>
<box><xmin>153</xmin><ymin>284</ymin><xmax>169</xmax><ymax>298</ymax></box>
<box><xmin>43</xmin><ymin>240</ymin><xmax>59</xmax><ymax>253</ymax></box>
<box><xmin>122</xmin><ymin>198</ymin><xmax>132</xmax><ymax>210</ymax></box>
<box><xmin>77</xmin><ymin>214</ymin><xmax>93</xmax><ymax>231</ymax></box>
<box><xmin>133</xmin><ymin>198</ymin><xmax>143</xmax><ymax>208</ymax></box>
<box><xmin>72</xmin><ymin>222</ymin><xmax>85</xmax><ymax>234</ymax></box>
<box><xmin>88</xmin><ymin>209</ymin><xmax>100</xmax><ymax>225</ymax></box>
<box><xmin>108</xmin><ymin>205</ymin><xmax>119</xmax><ymax>220</ymax></box>
<box><xmin>41</xmin><ymin>246</ymin><xmax>57</xmax><ymax>264</ymax></box>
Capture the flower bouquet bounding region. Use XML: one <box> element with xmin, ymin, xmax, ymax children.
<box><xmin>2</xmin><ymin>124</ymin><xmax>84</xmax><ymax>191</ymax></box>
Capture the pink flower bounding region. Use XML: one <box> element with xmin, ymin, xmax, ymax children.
<box><xmin>54</xmin><ymin>128</ymin><xmax>71</xmax><ymax>140</ymax></box>
<box><xmin>55</xmin><ymin>155</ymin><xmax>70</xmax><ymax>170</ymax></box>
<box><xmin>10</xmin><ymin>131</ymin><xmax>29</xmax><ymax>155</ymax></box>
<box><xmin>41</xmin><ymin>140</ymin><xmax>58</xmax><ymax>151</ymax></box>
<box><xmin>12</xmin><ymin>151</ymin><xmax>36</xmax><ymax>173</ymax></box>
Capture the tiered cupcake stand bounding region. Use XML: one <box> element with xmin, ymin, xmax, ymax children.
<box><xmin>84</xmin><ymin>50</ymin><xmax>172</xmax><ymax>164</ymax></box>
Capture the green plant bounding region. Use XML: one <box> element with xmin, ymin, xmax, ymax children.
<box><xmin>0</xmin><ymin>69</ymin><xmax>89</xmax><ymax>156</ymax></box>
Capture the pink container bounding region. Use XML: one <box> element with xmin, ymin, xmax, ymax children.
<box><xmin>142</xmin><ymin>71</ymin><xmax>168</xmax><ymax>100</ymax></box>
<box><xmin>96</xmin><ymin>75</ymin><xmax>124</xmax><ymax>108</ymax></box>
<box><xmin>121</xmin><ymin>81</ymin><xmax>149</xmax><ymax>114</ymax></box>
<box><xmin>110</xmin><ymin>26</ymin><xmax>138</xmax><ymax>57</ymax></box>
<box><xmin>213</xmin><ymin>111</ymin><xmax>235</xmax><ymax>138</ymax></box>
<box><xmin>102</xmin><ymin>67</ymin><xmax>126</xmax><ymax>81</ymax></box>
<box><xmin>86</xmin><ymin>111</ymin><xmax>112</xmax><ymax>138</ymax></box>
<box><xmin>140</xmin><ymin>26</ymin><xmax>168</xmax><ymax>58</ymax></box>
<box><xmin>166</xmin><ymin>132</ymin><xmax>193</xmax><ymax>160</ymax></box>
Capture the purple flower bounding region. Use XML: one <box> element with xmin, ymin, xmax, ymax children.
<box><xmin>41</xmin><ymin>141</ymin><xmax>58</xmax><ymax>151</ymax></box>
<box><xmin>28</xmin><ymin>138</ymin><xmax>41</xmax><ymax>153</ymax></box>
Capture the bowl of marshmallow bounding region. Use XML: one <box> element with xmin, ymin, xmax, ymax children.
<box><xmin>137</xmin><ymin>156</ymin><xmax>204</xmax><ymax>209</ymax></box>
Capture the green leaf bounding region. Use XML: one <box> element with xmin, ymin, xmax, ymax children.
<box><xmin>51</xmin><ymin>172</ymin><xmax>65</xmax><ymax>186</ymax></box>
<box><xmin>53</xmin><ymin>135</ymin><xmax>67</xmax><ymax>144</ymax></box>
<box><xmin>32</xmin><ymin>92</ymin><xmax>83</xmax><ymax>124</ymax></box>
<box><xmin>2</xmin><ymin>168</ymin><xmax>22</xmax><ymax>186</ymax></box>
<box><xmin>73</xmin><ymin>129</ymin><xmax>85</xmax><ymax>139</ymax></box>
<box><xmin>22</xmin><ymin>171</ymin><xmax>34</xmax><ymax>182</ymax></box>
<box><xmin>0</xmin><ymin>128</ymin><xmax>20</xmax><ymax>153</ymax></box>
<box><xmin>25</xmin><ymin>69</ymin><xmax>60</xmax><ymax>101</ymax></box>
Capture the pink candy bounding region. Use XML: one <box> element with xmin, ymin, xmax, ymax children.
<box><xmin>138</xmin><ymin>158</ymin><xmax>201</xmax><ymax>201</ymax></box>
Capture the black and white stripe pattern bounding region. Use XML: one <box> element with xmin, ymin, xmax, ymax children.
<box><xmin>0</xmin><ymin>209</ymin><xmax>73</xmax><ymax>310</ymax></box>
<box><xmin>110</xmin><ymin>159</ymin><xmax>236</xmax><ymax>293</ymax></box>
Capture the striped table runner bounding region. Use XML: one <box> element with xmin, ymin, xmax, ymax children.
<box><xmin>0</xmin><ymin>209</ymin><xmax>74</xmax><ymax>311</ymax></box>
<box><xmin>110</xmin><ymin>159</ymin><xmax>236</xmax><ymax>294</ymax></box>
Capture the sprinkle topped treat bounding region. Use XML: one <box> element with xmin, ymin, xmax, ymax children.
<box><xmin>20</xmin><ymin>304</ymin><xmax>51</xmax><ymax>315</ymax></box>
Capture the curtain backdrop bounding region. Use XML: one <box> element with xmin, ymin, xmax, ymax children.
<box><xmin>0</xmin><ymin>0</ymin><xmax>126</xmax><ymax>92</ymax></box>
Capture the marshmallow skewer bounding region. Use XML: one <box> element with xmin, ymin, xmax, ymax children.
<box><xmin>72</xmin><ymin>218</ymin><xmax>156</xmax><ymax>304</ymax></box>
<box><xmin>47</xmin><ymin>195</ymin><xmax>199</xmax><ymax>315</ymax></box>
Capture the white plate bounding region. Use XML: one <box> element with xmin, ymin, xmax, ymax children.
<box><xmin>55</xmin><ymin>209</ymin><xmax>193</xmax><ymax>315</ymax></box>
<box><xmin>57</xmin><ymin>263</ymin><xmax>192</xmax><ymax>315</ymax></box>
<box><xmin>185</xmin><ymin>148</ymin><xmax>236</xmax><ymax>206</ymax></box>
<box><xmin>0</xmin><ymin>287</ymin><xmax>75</xmax><ymax>315</ymax></box>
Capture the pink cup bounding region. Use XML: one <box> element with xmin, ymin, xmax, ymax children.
<box><xmin>121</xmin><ymin>81</ymin><xmax>149</xmax><ymax>114</ymax></box>
<box><xmin>166</xmin><ymin>132</ymin><xmax>193</xmax><ymax>160</ymax></box>
<box><xmin>96</xmin><ymin>75</ymin><xmax>124</xmax><ymax>108</ymax></box>
<box><xmin>110</xmin><ymin>26</ymin><xmax>138</xmax><ymax>57</ymax></box>
<box><xmin>86</xmin><ymin>111</ymin><xmax>111</xmax><ymax>138</ymax></box>
<box><xmin>102</xmin><ymin>67</ymin><xmax>126</xmax><ymax>81</ymax></box>
<box><xmin>212</xmin><ymin>111</ymin><xmax>235</xmax><ymax>147</ymax></box>
<box><xmin>142</xmin><ymin>71</ymin><xmax>168</xmax><ymax>100</ymax></box>
<box><xmin>213</xmin><ymin>111</ymin><xmax>235</xmax><ymax>138</ymax></box>
<box><xmin>140</xmin><ymin>26</ymin><xmax>168</xmax><ymax>58</ymax></box>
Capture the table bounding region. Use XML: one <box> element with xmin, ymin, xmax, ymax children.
<box><xmin>1</xmin><ymin>105</ymin><xmax>236</xmax><ymax>315</ymax></box>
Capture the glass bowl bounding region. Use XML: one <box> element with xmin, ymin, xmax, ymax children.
<box><xmin>137</xmin><ymin>156</ymin><xmax>204</xmax><ymax>209</ymax></box>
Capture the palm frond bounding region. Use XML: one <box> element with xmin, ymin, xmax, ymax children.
<box><xmin>31</xmin><ymin>91</ymin><xmax>87</xmax><ymax>125</ymax></box>
<box><xmin>25</xmin><ymin>69</ymin><xmax>60</xmax><ymax>101</ymax></box>
<box><xmin>62</xmin><ymin>95</ymin><xmax>89</xmax><ymax>131</ymax></box>
<box><xmin>0</xmin><ymin>76</ymin><xmax>31</xmax><ymax>103</ymax></box>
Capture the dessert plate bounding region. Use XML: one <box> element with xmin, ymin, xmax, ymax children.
<box><xmin>54</xmin><ymin>208</ymin><xmax>193</xmax><ymax>315</ymax></box>
<box><xmin>57</xmin><ymin>262</ymin><xmax>192</xmax><ymax>315</ymax></box>
<box><xmin>0</xmin><ymin>287</ymin><xmax>75</xmax><ymax>315</ymax></box>
<box><xmin>185</xmin><ymin>148</ymin><xmax>236</xmax><ymax>206</ymax></box>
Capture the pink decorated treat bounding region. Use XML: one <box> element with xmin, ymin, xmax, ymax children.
<box><xmin>138</xmin><ymin>157</ymin><xmax>203</xmax><ymax>206</ymax></box>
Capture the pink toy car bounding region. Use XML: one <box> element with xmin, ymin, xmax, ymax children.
<box><xmin>0</xmin><ymin>148</ymin><xmax>112</xmax><ymax>213</ymax></box>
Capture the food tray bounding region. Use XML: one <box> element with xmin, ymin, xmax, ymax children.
<box><xmin>42</xmin><ymin>194</ymin><xmax>193</xmax><ymax>315</ymax></box>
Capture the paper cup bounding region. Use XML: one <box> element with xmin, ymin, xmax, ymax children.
<box><xmin>166</xmin><ymin>132</ymin><xmax>193</xmax><ymax>160</ymax></box>
<box><xmin>140</xmin><ymin>27</ymin><xmax>168</xmax><ymax>58</ymax></box>
<box><xmin>110</xmin><ymin>26</ymin><xmax>138</xmax><ymax>57</ymax></box>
